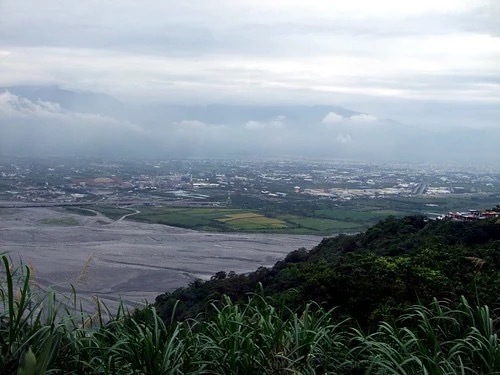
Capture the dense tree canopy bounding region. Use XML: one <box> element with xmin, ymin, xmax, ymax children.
<box><xmin>155</xmin><ymin>216</ymin><xmax>500</xmax><ymax>328</ymax></box>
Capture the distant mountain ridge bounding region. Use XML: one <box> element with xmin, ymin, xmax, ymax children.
<box><xmin>0</xmin><ymin>85</ymin><xmax>363</xmax><ymax>124</ymax></box>
<box><xmin>0</xmin><ymin>85</ymin><xmax>126</xmax><ymax>117</ymax></box>
<box><xmin>1</xmin><ymin>85</ymin><xmax>499</xmax><ymax>164</ymax></box>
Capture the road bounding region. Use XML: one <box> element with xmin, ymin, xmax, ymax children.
<box><xmin>117</xmin><ymin>208</ymin><xmax>141</xmax><ymax>222</ymax></box>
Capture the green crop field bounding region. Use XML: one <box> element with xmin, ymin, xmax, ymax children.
<box><xmin>91</xmin><ymin>206</ymin><xmax>135</xmax><ymax>220</ymax></box>
<box><xmin>131</xmin><ymin>207</ymin><xmax>227</xmax><ymax>230</ymax></box>
<box><xmin>127</xmin><ymin>206</ymin><xmax>364</xmax><ymax>234</ymax></box>
<box><xmin>281</xmin><ymin>215</ymin><xmax>362</xmax><ymax>232</ymax></box>
<box><xmin>313</xmin><ymin>208</ymin><xmax>394</xmax><ymax>222</ymax></box>
<box><xmin>63</xmin><ymin>207</ymin><xmax>97</xmax><ymax>216</ymax></box>
<box><xmin>132</xmin><ymin>207</ymin><xmax>288</xmax><ymax>232</ymax></box>
<box><xmin>76</xmin><ymin>194</ymin><xmax>500</xmax><ymax>235</ymax></box>
<box><xmin>218</xmin><ymin>213</ymin><xmax>288</xmax><ymax>230</ymax></box>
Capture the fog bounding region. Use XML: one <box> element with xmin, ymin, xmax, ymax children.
<box><xmin>0</xmin><ymin>1</ymin><xmax>499</xmax><ymax>165</ymax></box>
<box><xmin>0</xmin><ymin>87</ymin><xmax>498</xmax><ymax>165</ymax></box>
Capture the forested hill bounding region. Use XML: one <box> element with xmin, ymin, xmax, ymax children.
<box><xmin>155</xmin><ymin>216</ymin><xmax>500</xmax><ymax>327</ymax></box>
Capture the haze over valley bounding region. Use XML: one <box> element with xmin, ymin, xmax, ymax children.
<box><xmin>0</xmin><ymin>85</ymin><xmax>499</xmax><ymax>165</ymax></box>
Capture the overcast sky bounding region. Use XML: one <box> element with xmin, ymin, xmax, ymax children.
<box><xmin>0</xmin><ymin>0</ymin><xmax>499</xmax><ymax>162</ymax></box>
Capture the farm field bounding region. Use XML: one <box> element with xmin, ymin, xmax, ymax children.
<box><xmin>77</xmin><ymin>194</ymin><xmax>500</xmax><ymax>235</ymax></box>
<box><xmin>129</xmin><ymin>207</ymin><xmax>364</xmax><ymax>235</ymax></box>
<box><xmin>90</xmin><ymin>206</ymin><xmax>135</xmax><ymax>220</ymax></box>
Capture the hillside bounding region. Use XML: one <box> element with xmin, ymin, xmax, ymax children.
<box><xmin>2</xmin><ymin>215</ymin><xmax>500</xmax><ymax>374</ymax></box>
<box><xmin>155</xmin><ymin>216</ymin><xmax>500</xmax><ymax>327</ymax></box>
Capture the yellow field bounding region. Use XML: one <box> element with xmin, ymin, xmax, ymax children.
<box><xmin>218</xmin><ymin>212</ymin><xmax>288</xmax><ymax>229</ymax></box>
<box><xmin>218</xmin><ymin>212</ymin><xmax>262</xmax><ymax>222</ymax></box>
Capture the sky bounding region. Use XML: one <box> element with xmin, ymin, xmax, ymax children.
<box><xmin>0</xmin><ymin>0</ymin><xmax>499</xmax><ymax>163</ymax></box>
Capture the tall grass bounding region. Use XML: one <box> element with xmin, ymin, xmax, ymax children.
<box><xmin>192</xmin><ymin>294</ymin><xmax>350</xmax><ymax>374</ymax></box>
<box><xmin>1</xmin><ymin>255</ymin><xmax>498</xmax><ymax>374</ymax></box>
<box><xmin>352</xmin><ymin>297</ymin><xmax>500</xmax><ymax>374</ymax></box>
<box><xmin>0</xmin><ymin>256</ymin><xmax>65</xmax><ymax>374</ymax></box>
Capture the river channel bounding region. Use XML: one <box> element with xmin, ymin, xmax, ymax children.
<box><xmin>0</xmin><ymin>207</ymin><xmax>323</xmax><ymax>313</ymax></box>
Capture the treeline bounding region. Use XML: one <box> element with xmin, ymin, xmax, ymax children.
<box><xmin>155</xmin><ymin>216</ymin><xmax>500</xmax><ymax>328</ymax></box>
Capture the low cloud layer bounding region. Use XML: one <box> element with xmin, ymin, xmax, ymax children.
<box><xmin>0</xmin><ymin>1</ymin><xmax>499</xmax><ymax>115</ymax></box>
<box><xmin>1</xmin><ymin>90</ymin><xmax>499</xmax><ymax>165</ymax></box>
<box><xmin>0</xmin><ymin>1</ymin><xmax>499</xmax><ymax>166</ymax></box>
<box><xmin>322</xmin><ymin>112</ymin><xmax>378</xmax><ymax>126</ymax></box>
<box><xmin>0</xmin><ymin>92</ymin><xmax>146</xmax><ymax>156</ymax></box>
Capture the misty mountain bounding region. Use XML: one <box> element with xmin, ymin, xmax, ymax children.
<box><xmin>0</xmin><ymin>86</ymin><xmax>360</xmax><ymax>125</ymax></box>
<box><xmin>0</xmin><ymin>85</ymin><xmax>125</xmax><ymax>118</ymax></box>
<box><xmin>0</xmin><ymin>86</ymin><xmax>498</xmax><ymax>164</ymax></box>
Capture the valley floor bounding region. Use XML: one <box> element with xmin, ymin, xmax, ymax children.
<box><xmin>0</xmin><ymin>207</ymin><xmax>321</xmax><ymax>313</ymax></box>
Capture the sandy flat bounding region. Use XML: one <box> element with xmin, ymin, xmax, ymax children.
<box><xmin>0</xmin><ymin>207</ymin><xmax>322</xmax><ymax>314</ymax></box>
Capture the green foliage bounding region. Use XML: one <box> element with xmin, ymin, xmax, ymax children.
<box><xmin>354</xmin><ymin>297</ymin><xmax>500</xmax><ymax>374</ymax></box>
<box><xmin>91</xmin><ymin>206</ymin><xmax>134</xmax><ymax>220</ymax></box>
<box><xmin>0</xmin><ymin>255</ymin><xmax>499</xmax><ymax>374</ymax></box>
<box><xmin>0</xmin><ymin>257</ymin><xmax>65</xmax><ymax>374</ymax></box>
<box><xmin>156</xmin><ymin>216</ymin><xmax>500</xmax><ymax>327</ymax></box>
<box><xmin>131</xmin><ymin>206</ymin><xmax>362</xmax><ymax>234</ymax></box>
<box><xmin>63</xmin><ymin>206</ymin><xmax>97</xmax><ymax>217</ymax></box>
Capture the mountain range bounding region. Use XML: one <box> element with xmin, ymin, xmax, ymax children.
<box><xmin>0</xmin><ymin>85</ymin><xmax>497</xmax><ymax>165</ymax></box>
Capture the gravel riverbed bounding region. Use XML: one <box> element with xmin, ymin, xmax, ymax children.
<box><xmin>0</xmin><ymin>207</ymin><xmax>323</xmax><ymax>313</ymax></box>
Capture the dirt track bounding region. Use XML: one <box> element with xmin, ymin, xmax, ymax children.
<box><xmin>0</xmin><ymin>207</ymin><xmax>322</xmax><ymax>313</ymax></box>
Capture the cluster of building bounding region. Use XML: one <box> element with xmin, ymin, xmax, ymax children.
<box><xmin>438</xmin><ymin>210</ymin><xmax>500</xmax><ymax>221</ymax></box>
<box><xmin>302</xmin><ymin>185</ymin><xmax>416</xmax><ymax>200</ymax></box>
<box><xmin>1</xmin><ymin>158</ymin><xmax>499</xmax><ymax>212</ymax></box>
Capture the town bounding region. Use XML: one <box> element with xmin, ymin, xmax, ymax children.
<box><xmin>1</xmin><ymin>157</ymin><xmax>499</xmax><ymax>226</ymax></box>
<box><xmin>1</xmin><ymin>158</ymin><xmax>498</xmax><ymax>204</ymax></box>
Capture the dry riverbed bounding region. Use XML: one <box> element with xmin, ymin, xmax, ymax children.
<box><xmin>0</xmin><ymin>207</ymin><xmax>322</xmax><ymax>313</ymax></box>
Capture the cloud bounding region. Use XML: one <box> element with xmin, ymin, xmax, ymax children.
<box><xmin>175</xmin><ymin>120</ymin><xmax>209</xmax><ymax>129</ymax></box>
<box><xmin>322</xmin><ymin>112</ymin><xmax>344</xmax><ymax>124</ymax></box>
<box><xmin>1</xmin><ymin>0</ymin><xmax>499</xmax><ymax>114</ymax></box>
<box><xmin>0</xmin><ymin>92</ymin><xmax>148</xmax><ymax>156</ymax></box>
<box><xmin>0</xmin><ymin>91</ymin><xmax>63</xmax><ymax>118</ymax></box>
<box><xmin>245</xmin><ymin>115</ymin><xmax>286</xmax><ymax>130</ymax></box>
<box><xmin>336</xmin><ymin>134</ymin><xmax>352</xmax><ymax>144</ymax></box>
<box><xmin>321</xmin><ymin>111</ymin><xmax>378</xmax><ymax>127</ymax></box>
<box><xmin>0</xmin><ymin>91</ymin><xmax>143</xmax><ymax>132</ymax></box>
<box><xmin>349</xmin><ymin>114</ymin><xmax>378</xmax><ymax>123</ymax></box>
<box><xmin>0</xmin><ymin>0</ymin><xmax>499</xmax><ymax>163</ymax></box>
<box><xmin>1</xmin><ymin>91</ymin><xmax>499</xmax><ymax>164</ymax></box>
<box><xmin>270</xmin><ymin>115</ymin><xmax>286</xmax><ymax>128</ymax></box>
<box><xmin>245</xmin><ymin>120</ymin><xmax>266</xmax><ymax>130</ymax></box>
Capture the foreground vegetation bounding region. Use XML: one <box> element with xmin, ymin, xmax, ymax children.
<box><xmin>2</xmin><ymin>215</ymin><xmax>499</xmax><ymax>373</ymax></box>
<box><xmin>156</xmin><ymin>216</ymin><xmax>500</xmax><ymax>327</ymax></box>
<box><xmin>1</xmin><ymin>253</ymin><xmax>499</xmax><ymax>374</ymax></box>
